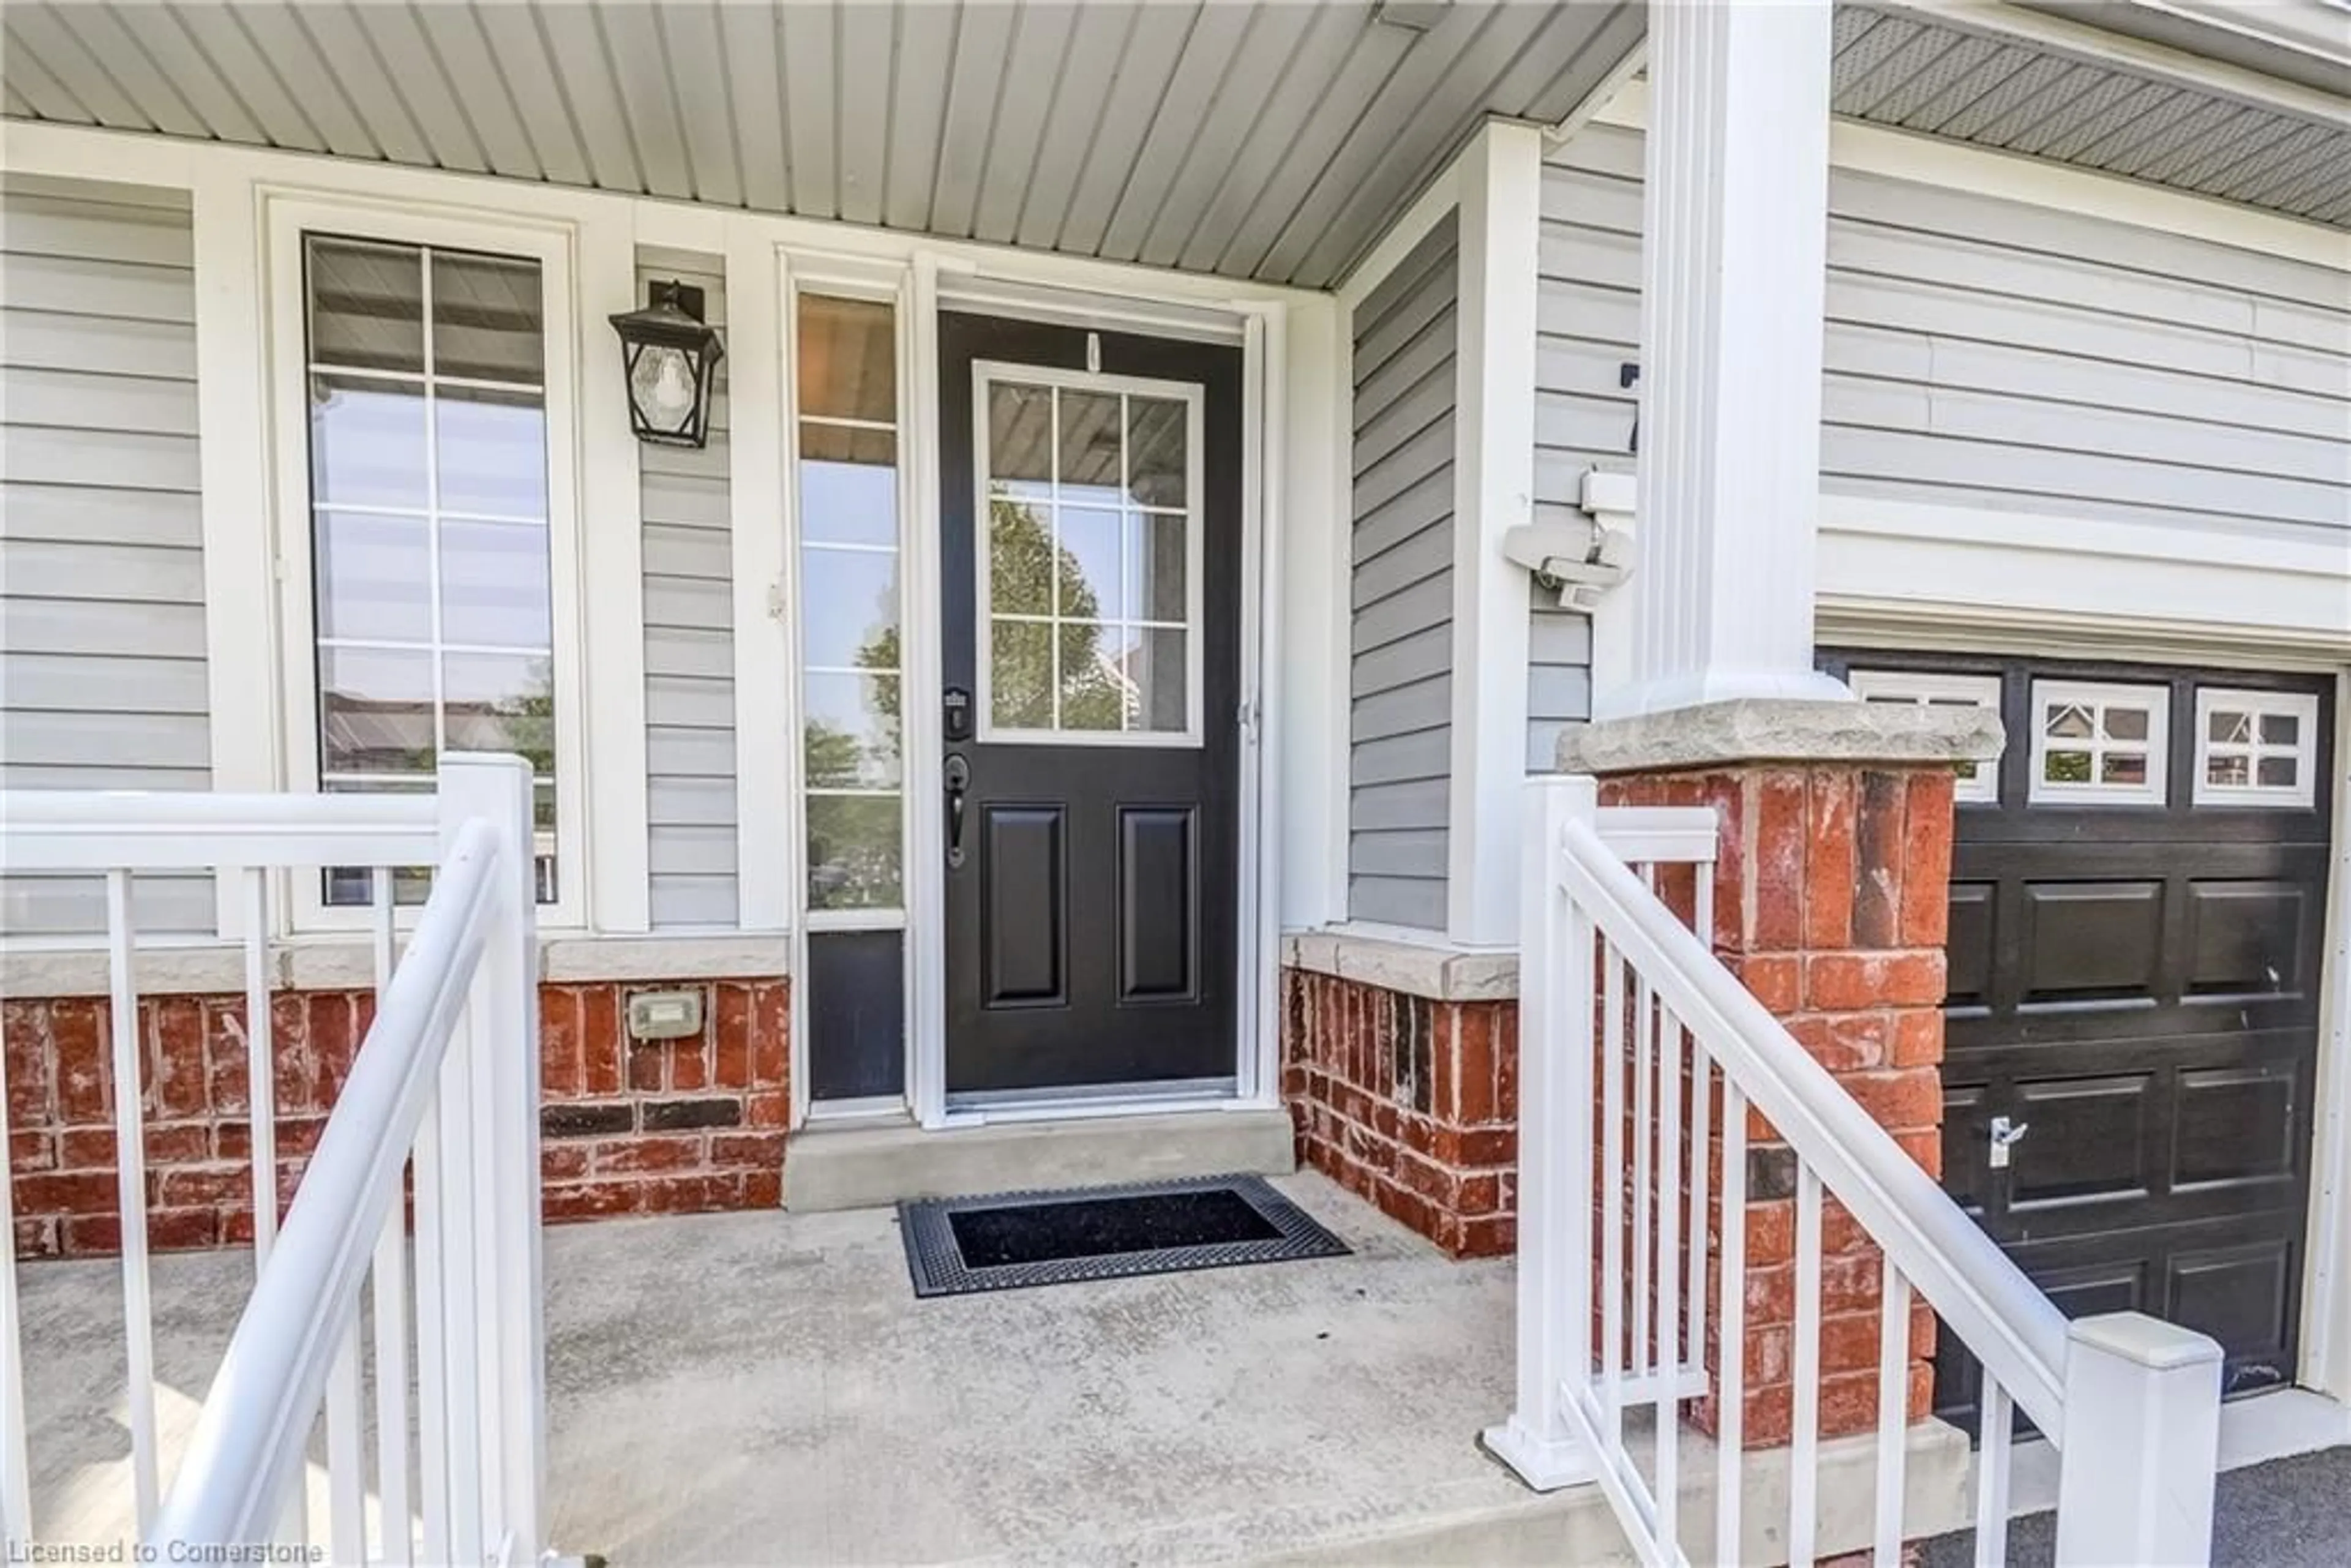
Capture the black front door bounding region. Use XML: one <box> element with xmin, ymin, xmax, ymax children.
<box><xmin>1826</xmin><ymin>652</ymin><xmax>2334</xmax><ymax>1417</ymax></box>
<box><xmin>937</xmin><ymin>313</ymin><xmax>1242</xmax><ymax>1097</ymax></box>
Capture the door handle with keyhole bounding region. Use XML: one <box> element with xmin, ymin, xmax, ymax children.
<box><xmin>944</xmin><ymin>755</ymin><xmax>970</xmax><ymax>869</ymax></box>
<box><xmin>1989</xmin><ymin>1115</ymin><xmax>2029</xmax><ymax>1170</ymax></box>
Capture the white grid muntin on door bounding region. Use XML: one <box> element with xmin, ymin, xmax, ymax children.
<box><xmin>971</xmin><ymin>362</ymin><xmax>1205</xmax><ymax>749</ymax></box>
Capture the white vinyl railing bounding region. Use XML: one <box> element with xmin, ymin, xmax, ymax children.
<box><xmin>1488</xmin><ymin>775</ymin><xmax>2225</xmax><ymax>1567</ymax></box>
<box><xmin>1</xmin><ymin>754</ymin><xmax>547</xmax><ymax>1566</ymax></box>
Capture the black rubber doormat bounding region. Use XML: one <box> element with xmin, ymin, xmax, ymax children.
<box><xmin>897</xmin><ymin>1173</ymin><xmax>1349</xmax><ymax>1297</ymax></box>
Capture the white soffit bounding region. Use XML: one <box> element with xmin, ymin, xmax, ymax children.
<box><xmin>1835</xmin><ymin>5</ymin><xmax>2351</xmax><ymax>227</ymax></box>
<box><xmin>0</xmin><ymin>0</ymin><xmax>1643</xmax><ymax>288</ymax></box>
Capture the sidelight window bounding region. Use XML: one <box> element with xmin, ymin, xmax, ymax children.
<box><xmin>2028</xmin><ymin>680</ymin><xmax>2169</xmax><ymax>806</ymax></box>
<box><xmin>2195</xmin><ymin>688</ymin><xmax>2319</xmax><ymax>808</ymax></box>
<box><xmin>976</xmin><ymin>372</ymin><xmax>1202</xmax><ymax>746</ymax></box>
<box><xmin>302</xmin><ymin>234</ymin><xmax>559</xmax><ymax>906</ymax></box>
<box><xmin>795</xmin><ymin>294</ymin><xmax>904</xmax><ymax>913</ymax></box>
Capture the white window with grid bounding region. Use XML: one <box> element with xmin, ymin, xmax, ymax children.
<box><xmin>1848</xmin><ymin>670</ymin><xmax>2003</xmax><ymax>804</ymax></box>
<box><xmin>2028</xmin><ymin>680</ymin><xmax>2169</xmax><ymax>806</ymax></box>
<box><xmin>2195</xmin><ymin>688</ymin><xmax>2320</xmax><ymax>808</ymax></box>
<box><xmin>973</xmin><ymin>364</ymin><xmax>1204</xmax><ymax>747</ymax></box>
<box><xmin>301</xmin><ymin>233</ymin><xmax>565</xmax><ymax>909</ymax></box>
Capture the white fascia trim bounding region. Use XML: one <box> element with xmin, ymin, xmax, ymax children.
<box><xmin>1888</xmin><ymin>1</ymin><xmax>2351</xmax><ymax>124</ymax></box>
<box><xmin>1818</xmin><ymin>496</ymin><xmax>2351</xmax><ymax>656</ymax></box>
<box><xmin>0</xmin><ymin>932</ymin><xmax>793</xmax><ymax>999</ymax></box>
<box><xmin>1592</xmin><ymin>79</ymin><xmax>2351</xmax><ymax>271</ymax></box>
<box><xmin>1445</xmin><ymin>120</ymin><xmax>1543</xmax><ymax>949</ymax></box>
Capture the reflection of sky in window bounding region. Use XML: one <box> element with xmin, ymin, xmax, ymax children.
<box><xmin>312</xmin><ymin>379</ymin><xmax>427</xmax><ymax>509</ymax></box>
<box><xmin>1055</xmin><ymin>508</ymin><xmax>1122</xmax><ymax>620</ymax></box>
<box><xmin>801</xmin><ymin>459</ymin><xmax>896</xmax><ymax>546</ymax></box>
<box><xmin>801</xmin><ymin>549</ymin><xmax>899</xmax><ymax>668</ymax></box>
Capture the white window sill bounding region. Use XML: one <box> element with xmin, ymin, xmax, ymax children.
<box><xmin>1280</xmin><ymin>929</ymin><xmax>1518</xmax><ymax>1003</ymax></box>
<box><xmin>0</xmin><ymin>931</ymin><xmax>792</xmax><ymax>999</ymax></box>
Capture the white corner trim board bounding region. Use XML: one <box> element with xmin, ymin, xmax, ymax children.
<box><xmin>1591</xmin><ymin>78</ymin><xmax>2350</xmax><ymax>271</ymax></box>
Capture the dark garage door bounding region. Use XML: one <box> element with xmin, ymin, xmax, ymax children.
<box><xmin>1825</xmin><ymin>653</ymin><xmax>2336</xmax><ymax>1411</ymax></box>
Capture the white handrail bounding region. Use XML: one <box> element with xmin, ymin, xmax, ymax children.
<box><xmin>148</xmin><ymin>819</ymin><xmax>499</xmax><ymax>1545</ymax></box>
<box><xmin>1557</xmin><ymin>814</ymin><xmax>2074</xmax><ymax>1438</ymax></box>
<box><xmin>0</xmin><ymin>790</ymin><xmax>440</xmax><ymax>871</ymax></box>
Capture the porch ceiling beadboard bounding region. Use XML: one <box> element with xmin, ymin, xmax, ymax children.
<box><xmin>0</xmin><ymin>0</ymin><xmax>1642</xmax><ymax>288</ymax></box>
<box><xmin>1833</xmin><ymin>6</ymin><xmax>2351</xmax><ymax>228</ymax></box>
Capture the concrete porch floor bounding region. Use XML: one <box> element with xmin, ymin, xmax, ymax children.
<box><xmin>18</xmin><ymin>1169</ymin><xmax>2349</xmax><ymax>1564</ymax></box>
<box><xmin>18</xmin><ymin>1171</ymin><xmax>1637</xmax><ymax>1564</ymax></box>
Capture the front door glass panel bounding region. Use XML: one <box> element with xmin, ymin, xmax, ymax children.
<box><xmin>978</xmin><ymin>375</ymin><xmax>1201</xmax><ymax>745</ymax></box>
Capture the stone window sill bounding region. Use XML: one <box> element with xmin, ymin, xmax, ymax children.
<box><xmin>0</xmin><ymin>932</ymin><xmax>792</xmax><ymax>999</ymax></box>
<box><xmin>1281</xmin><ymin>929</ymin><xmax>1518</xmax><ymax>1002</ymax></box>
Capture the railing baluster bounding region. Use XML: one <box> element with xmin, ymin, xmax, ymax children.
<box><xmin>1685</xmin><ymin>1020</ymin><xmax>1710</xmax><ymax>1392</ymax></box>
<box><xmin>1655</xmin><ymin>1003</ymin><xmax>1683</xmax><ymax>1562</ymax></box>
<box><xmin>1</xmin><ymin>1035</ymin><xmax>32</xmax><ymax>1543</ymax></box>
<box><xmin>1975</xmin><ymin>1379</ymin><xmax>2013</xmax><ymax>1568</ymax></box>
<box><xmin>243</xmin><ymin>869</ymin><xmax>278</xmax><ymax>1264</ymax></box>
<box><xmin>1633</xmin><ymin>864</ymin><xmax>1657</xmax><ymax>1381</ymax></box>
<box><xmin>369</xmin><ymin>869</ymin><xmax>415</xmax><ymax>1567</ymax></box>
<box><xmin>1876</xmin><ymin>1258</ymin><xmax>1912</xmax><ymax>1564</ymax></box>
<box><xmin>1602</xmin><ymin>936</ymin><xmax>1627</xmax><ymax>1430</ymax></box>
<box><xmin>1689</xmin><ymin>857</ymin><xmax>1715</xmax><ymax>1392</ymax></box>
<box><xmin>326</xmin><ymin>1326</ymin><xmax>365</xmax><ymax>1564</ymax></box>
<box><xmin>106</xmin><ymin>869</ymin><xmax>161</xmax><ymax>1530</ymax></box>
<box><xmin>1790</xmin><ymin>1162</ymin><xmax>1823</xmax><ymax>1568</ymax></box>
<box><xmin>435</xmin><ymin>1001</ymin><xmax>486</xmax><ymax>1564</ymax></box>
<box><xmin>1715</xmin><ymin>1079</ymin><xmax>1746</xmax><ymax>1564</ymax></box>
<box><xmin>411</xmin><ymin>1097</ymin><xmax>451</xmax><ymax>1565</ymax></box>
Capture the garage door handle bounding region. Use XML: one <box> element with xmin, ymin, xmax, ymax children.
<box><xmin>1989</xmin><ymin>1115</ymin><xmax>2029</xmax><ymax>1169</ymax></box>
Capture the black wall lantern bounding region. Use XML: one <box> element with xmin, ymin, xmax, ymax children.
<box><xmin>610</xmin><ymin>280</ymin><xmax>724</xmax><ymax>448</ymax></box>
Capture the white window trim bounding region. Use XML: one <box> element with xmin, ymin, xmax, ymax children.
<box><xmin>258</xmin><ymin>193</ymin><xmax>598</xmax><ymax>932</ymax></box>
<box><xmin>1848</xmin><ymin>670</ymin><xmax>2004</xmax><ymax>803</ymax></box>
<box><xmin>969</xmin><ymin>361</ymin><xmax>1207</xmax><ymax>750</ymax></box>
<box><xmin>2195</xmin><ymin>687</ymin><xmax>2321</xmax><ymax>809</ymax></box>
<box><xmin>2027</xmin><ymin>678</ymin><xmax>2171</xmax><ymax>806</ymax></box>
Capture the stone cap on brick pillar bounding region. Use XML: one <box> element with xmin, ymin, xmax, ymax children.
<box><xmin>1558</xmin><ymin>698</ymin><xmax>2004</xmax><ymax>776</ymax></box>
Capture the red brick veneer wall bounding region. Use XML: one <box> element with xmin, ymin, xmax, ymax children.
<box><xmin>1602</xmin><ymin>766</ymin><xmax>1954</xmax><ymax>1447</ymax></box>
<box><xmin>1280</xmin><ymin>970</ymin><xmax>1518</xmax><ymax>1258</ymax></box>
<box><xmin>5</xmin><ymin>977</ymin><xmax>788</xmax><ymax>1259</ymax></box>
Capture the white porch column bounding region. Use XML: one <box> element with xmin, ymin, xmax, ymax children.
<box><xmin>1445</xmin><ymin>120</ymin><xmax>1544</xmax><ymax>948</ymax></box>
<box><xmin>1597</xmin><ymin>0</ymin><xmax>1850</xmax><ymax>721</ymax></box>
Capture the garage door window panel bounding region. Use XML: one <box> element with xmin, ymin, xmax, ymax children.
<box><xmin>2195</xmin><ymin>688</ymin><xmax>2319</xmax><ymax>809</ymax></box>
<box><xmin>2028</xmin><ymin>681</ymin><xmax>2169</xmax><ymax>806</ymax></box>
<box><xmin>1850</xmin><ymin>670</ymin><xmax>2003</xmax><ymax>803</ymax></box>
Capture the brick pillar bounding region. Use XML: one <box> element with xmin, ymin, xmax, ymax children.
<box><xmin>1600</xmin><ymin>762</ymin><xmax>1956</xmax><ymax>1447</ymax></box>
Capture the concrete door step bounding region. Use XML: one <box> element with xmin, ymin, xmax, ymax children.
<box><xmin>781</xmin><ymin>1106</ymin><xmax>1297</xmax><ymax>1211</ymax></box>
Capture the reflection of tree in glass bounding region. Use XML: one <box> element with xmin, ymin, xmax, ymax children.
<box><xmin>806</xmin><ymin>560</ymin><xmax>906</xmax><ymax>908</ymax></box>
<box><xmin>487</xmin><ymin>656</ymin><xmax>557</xmax><ymax>775</ymax></box>
<box><xmin>988</xmin><ymin>492</ymin><xmax>1131</xmax><ymax>729</ymax></box>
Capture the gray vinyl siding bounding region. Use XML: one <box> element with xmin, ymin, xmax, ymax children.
<box><xmin>1537</xmin><ymin>122</ymin><xmax>2351</xmax><ymax>554</ymax></box>
<box><xmin>1</xmin><ymin>174</ymin><xmax>213</xmax><ymax>937</ymax></box>
<box><xmin>1526</xmin><ymin>593</ymin><xmax>1592</xmax><ymax>773</ymax></box>
<box><xmin>637</xmin><ymin>250</ymin><xmax>740</xmax><ymax>929</ymax></box>
<box><xmin>1348</xmin><ymin>218</ymin><xmax>1457</xmax><ymax>931</ymax></box>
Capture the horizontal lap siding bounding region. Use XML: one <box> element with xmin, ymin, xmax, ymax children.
<box><xmin>1538</xmin><ymin>123</ymin><xmax>2351</xmax><ymax>555</ymax></box>
<box><xmin>1</xmin><ymin>176</ymin><xmax>212</xmax><ymax>937</ymax></box>
<box><xmin>639</xmin><ymin>255</ymin><xmax>740</xmax><ymax>929</ymax></box>
<box><xmin>1349</xmin><ymin>219</ymin><xmax>1457</xmax><ymax>931</ymax></box>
